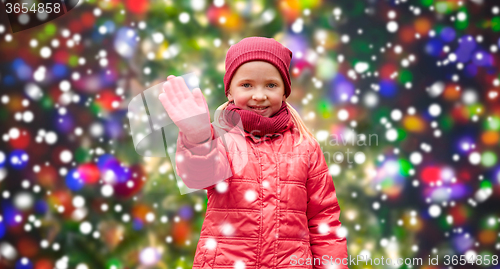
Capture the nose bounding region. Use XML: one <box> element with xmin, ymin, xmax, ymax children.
<box><xmin>252</xmin><ymin>89</ymin><xmax>267</xmax><ymax>101</ymax></box>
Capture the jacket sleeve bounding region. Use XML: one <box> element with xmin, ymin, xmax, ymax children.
<box><xmin>175</xmin><ymin>123</ymin><xmax>232</xmax><ymax>190</ymax></box>
<box><xmin>306</xmin><ymin>140</ymin><xmax>349</xmax><ymax>269</ymax></box>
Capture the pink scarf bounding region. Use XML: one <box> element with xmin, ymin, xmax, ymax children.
<box><xmin>223</xmin><ymin>102</ymin><xmax>291</xmax><ymax>137</ymax></box>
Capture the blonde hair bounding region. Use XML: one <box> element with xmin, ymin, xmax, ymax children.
<box><xmin>215</xmin><ymin>101</ymin><xmax>315</xmax><ymax>147</ymax></box>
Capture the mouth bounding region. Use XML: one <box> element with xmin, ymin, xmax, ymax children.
<box><xmin>248</xmin><ymin>106</ymin><xmax>269</xmax><ymax>113</ymax></box>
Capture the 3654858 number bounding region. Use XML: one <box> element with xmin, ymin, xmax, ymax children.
<box><xmin>444</xmin><ymin>255</ymin><xmax>498</xmax><ymax>266</ymax></box>
<box><xmin>5</xmin><ymin>2</ymin><xmax>62</xmax><ymax>14</ymax></box>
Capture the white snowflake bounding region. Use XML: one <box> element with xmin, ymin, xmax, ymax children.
<box><xmin>220</xmin><ymin>223</ymin><xmax>235</xmax><ymax>236</ymax></box>
<box><xmin>244</xmin><ymin>190</ymin><xmax>257</xmax><ymax>202</ymax></box>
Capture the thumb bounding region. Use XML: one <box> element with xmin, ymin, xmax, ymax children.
<box><xmin>192</xmin><ymin>88</ymin><xmax>210</xmax><ymax>121</ymax></box>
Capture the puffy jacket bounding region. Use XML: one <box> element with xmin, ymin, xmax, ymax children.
<box><xmin>176</xmin><ymin>118</ymin><xmax>348</xmax><ymax>269</ymax></box>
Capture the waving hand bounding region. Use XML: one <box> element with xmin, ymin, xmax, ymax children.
<box><xmin>158</xmin><ymin>75</ymin><xmax>211</xmax><ymax>144</ymax></box>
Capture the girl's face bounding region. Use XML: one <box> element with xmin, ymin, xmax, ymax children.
<box><xmin>227</xmin><ymin>61</ymin><xmax>286</xmax><ymax>118</ymax></box>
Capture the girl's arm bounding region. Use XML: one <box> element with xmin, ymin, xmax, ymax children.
<box><xmin>158</xmin><ymin>75</ymin><xmax>232</xmax><ymax>190</ymax></box>
<box><xmin>175</xmin><ymin>123</ymin><xmax>232</xmax><ymax>190</ymax></box>
<box><xmin>306</xmin><ymin>140</ymin><xmax>349</xmax><ymax>269</ymax></box>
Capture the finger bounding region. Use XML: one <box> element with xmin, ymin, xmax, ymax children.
<box><xmin>193</xmin><ymin>88</ymin><xmax>210</xmax><ymax>121</ymax></box>
<box><xmin>192</xmin><ymin>88</ymin><xmax>205</xmax><ymax>109</ymax></box>
<box><xmin>172</xmin><ymin>76</ymin><xmax>191</xmax><ymax>101</ymax></box>
<box><xmin>162</xmin><ymin>76</ymin><xmax>176</xmax><ymax>95</ymax></box>
<box><xmin>160</xmin><ymin>92</ymin><xmax>184</xmax><ymax>122</ymax></box>
<box><xmin>192</xmin><ymin>88</ymin><xmax>205</xmax><ymax>112</ymax></box>
<box><xmin>158</xmin><ymin>92</ymin><xmax>172</xmax><ymax>112</ymax></box>
<box><xmin>163</xmin><ymin>80</ymin><xmax>179</xmax><ymax>104</ymax></box>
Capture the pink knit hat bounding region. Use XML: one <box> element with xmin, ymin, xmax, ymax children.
<box><xmin>223</xmin><ymin>37</ymin><xmax>293</xmax><ymax>98</ymax></box>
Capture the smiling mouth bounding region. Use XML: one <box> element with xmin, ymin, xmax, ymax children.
<box><xmin>248</xmin><ymin>106</ymin><xmax>269</xmax><ymax>110</ymax></box>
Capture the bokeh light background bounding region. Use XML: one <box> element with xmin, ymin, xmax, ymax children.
<box><xmin>1</xmin><ymin>0</ymin><xmax>500</xmax><ymax>268</ymax></box>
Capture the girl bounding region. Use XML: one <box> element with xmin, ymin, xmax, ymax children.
<box><xmin>159</xmin><ymin>37</ymin><xmax>348</xmax><ymax>269</ymax></box>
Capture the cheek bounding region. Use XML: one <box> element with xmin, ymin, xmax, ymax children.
<box><xmin>232</xmin><ymin>97</ymin><xmax>246</xmax><ymax>106</ymax></box>
<box><xmin>234</xmin><ymin>94</ymin><xmax>250</xmax><ymax>102</ymax></box>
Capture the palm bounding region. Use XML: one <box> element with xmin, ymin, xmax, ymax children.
<box><xmin>159</xmin><ymin>76</ymin><xmax>211</xmax><ymax>143</ymax></box>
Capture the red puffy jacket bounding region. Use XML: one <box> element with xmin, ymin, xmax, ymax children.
<box><xmin>176</xmin><ymin>119</ymin><xmax>348</xmax><ymax>269</ymax></box>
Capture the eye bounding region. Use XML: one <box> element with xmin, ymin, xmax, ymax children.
<box><xmin>242</xmin><ymin>83</ymin><xmax>251</xmax><ymax>88</ymax></box>
<box><xmin>268</xmin><ymin>83</ymin><xmax>277</xmax><ymax>88</ymax></box>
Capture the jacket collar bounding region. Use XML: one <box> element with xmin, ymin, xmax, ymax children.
<box><xmin>213</xmin><ymin>111</ymin><xmax>295</xmax><ymax>144</ymax></box>
<box><xmin>241</xmin><ymin>120</ymin><xmax>295</xmax><ymax>144</ymax></box>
